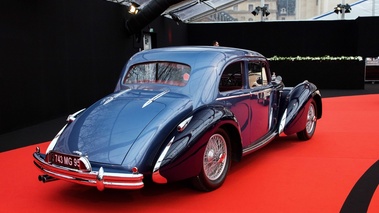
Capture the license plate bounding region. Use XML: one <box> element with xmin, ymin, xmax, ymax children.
<box><xmin>49</xmin><ymin>152</ymin><xmax>81</xmax><ymax>170</ymax></box>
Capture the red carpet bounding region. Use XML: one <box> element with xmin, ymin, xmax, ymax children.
<box><xmin>1</xmin><ymin>94</ymin><xmax>379</xmax><ymax>212</ymax></box>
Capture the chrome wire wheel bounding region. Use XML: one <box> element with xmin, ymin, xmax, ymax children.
<box><xmin>192</xmin><ymin>129</ymin><xmax>231</xmax><ymax>191</ymax></box>
<box><xmin>305</xmin><ymin>103</ymin><xmax>316</xmax><ymax>134</ymax></box>
<box><xmin>203</xmin><ymin>133</ymin><xmax>228</xmax><ymax>181</ymax></box>
<box><xmin>297</xmin><ymin>100</ymin><xmax>317</xmax><ymax>141</ymax></box>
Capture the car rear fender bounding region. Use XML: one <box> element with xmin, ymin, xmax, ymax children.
<box><xmin>278</xmin><ymin>81</ymin><xmax>321</xmax><ymax>135</ymax></box>
<box><xmin>152</xmin><ymin>105</ymin><xmax>240</xmax><ymax>184</ymax></box>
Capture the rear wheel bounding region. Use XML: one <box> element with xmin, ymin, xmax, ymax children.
<box><xmin>192</xmin><ymin>129</ymin><xmax>231</xmax><ymax>191</ymax></box>
<box><xmin>297</xmin><ymin>99</ymin><xmax>317</xmax><ymax>140</ymax></box>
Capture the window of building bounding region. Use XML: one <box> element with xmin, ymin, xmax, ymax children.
<box><xmin>280</xmin><ymin>8</ymin><xmax>287</xmax><ymax>15</ymax></box>
<box><xmin>248</xmin><ymin>4</ymin><xmax>254</xmax><ymax>12</ymax></box>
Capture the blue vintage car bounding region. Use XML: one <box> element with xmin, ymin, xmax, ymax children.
<box><xmin>34</xmin><ymin>46</ymin><xmax>322</xmax><ymax>191</ymax></box>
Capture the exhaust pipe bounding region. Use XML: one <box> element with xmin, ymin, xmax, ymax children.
<box><xmin>38</xmin><ymin>175</ymin><xmax>57</xmax><ymax>183</ymax></box>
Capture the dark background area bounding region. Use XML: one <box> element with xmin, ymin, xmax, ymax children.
<box><xmin>1</xmin><ymin>0</ymin><xmax>378</xmax><ymax>135</ymax></box>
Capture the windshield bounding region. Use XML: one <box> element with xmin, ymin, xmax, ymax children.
<box><xmin>123</xmin><ymin>62</ymin><xmax>191</xmax><ymax>87</ymax></box>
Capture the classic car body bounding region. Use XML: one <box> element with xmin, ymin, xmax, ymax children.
<box><xmin>33</xmin><ymin>46</ymin><xmax>322</xmax><ymax>191</ymax></box>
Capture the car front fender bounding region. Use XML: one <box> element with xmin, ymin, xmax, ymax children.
<box><xmin>279</xmin><ymin>81</ymin><xmax>322</xmax><ymax>135</ymax></box>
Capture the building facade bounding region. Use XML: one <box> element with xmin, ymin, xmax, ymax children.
<box><xmin>206</xmin><ymin>0</ymin><xmax>358</xmax><ymax>22</ymax></box>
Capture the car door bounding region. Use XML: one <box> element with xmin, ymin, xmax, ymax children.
<box><xmin>247</xmin><ymin>61</ymin><xmax>275</xmax><ymax>144</ymax></box>
<box><xmin>218</xmin><ymin>61</ymin><xmax>252</xmax><ymax>147</ymax></box>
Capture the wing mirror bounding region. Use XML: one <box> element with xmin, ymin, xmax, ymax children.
<box><xmin>271</xmin><ymin>74</ymin><xmax>283</xmax><ymax>85</ymax></box>
<box><xmin>274</xmin><ymin>75</ymin><xmax>282</xmax><ymax>82</ymax></box>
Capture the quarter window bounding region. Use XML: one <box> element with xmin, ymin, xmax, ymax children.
<box><xmin>219</xmin><ymin>62</ymin><xmax>243</xmax><ymax>92</ymax></box>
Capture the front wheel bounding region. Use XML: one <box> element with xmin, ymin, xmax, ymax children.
<box><xmin>192</xmin><ymin>129</ymin><xmax>231</xmax><ymax>191</ymax></box>
<box><xmin>297</xmin><ymin>99</ymin><xmax>317</xmax><ymax>141</ymax></box>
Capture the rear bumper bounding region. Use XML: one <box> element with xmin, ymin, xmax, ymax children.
<box><xmin>33</xmin><ymin>151</ymin><xmax>144</xmax><ymax>191</ymax></box>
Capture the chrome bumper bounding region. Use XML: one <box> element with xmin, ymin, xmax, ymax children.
<box><xmin>33</xmin><ymin>151</ymin><xmax>144</xmax><ymax>191</ymax></box>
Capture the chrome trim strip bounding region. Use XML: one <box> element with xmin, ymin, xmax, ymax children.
<box><xmin>33</xmin><ymin>152</ymin><xmax>144</xmax><ymax>190</ymax></box>
<box><xmin>177</xmin><ymin>116</ymin><xmax>193</xmax><ymax>132</ymax></box>
<box><xmin>142</xmin><ymin>90</ymin><xmax>169</xmax><ymax>108</ymax></box>
<box><xmin>269</xmin><ymin>106</ymin><xmax>273</xmax><ymax>130</ymax></box>
<box><xmin>153</xmin><ymin>137</ymin><xmax>175</xmax><ymax>173</ymax></box>
<box><xmin>217</xmin><ymin>88</ymin><xmax>272</xmax><ymax>101</ymax></box>
<box><xmin>216</xmin><ymin>93</ymin><xmax>250</xmax><ymax>101</ymax></box>
<box><xmin>152</xmin><ymin>136</ymin><xmax>175</xmax><ymax>184</ymax></box>
<box><xmin>101</xmin><ymin>89</ymin><xmax>131</xmax><ymax>105</ymax></box>
<box><xmin>242</xmin><ymin>133</ymin><xmax>276</xmax><ymax>155</ymax></box>
<box><xmin>279</xmin><ymin>109</ymin><xmax>287</xmax><ymax>134</ymax></box>
<box><xmin>46</xmin><ymin>124</ymin><xmax>67</xmax><ymax>153</ymax></box>
<box><xmin>66</xmin><ymin>108</ymin><xmax>86</xmax><ymax>122</ymax></box>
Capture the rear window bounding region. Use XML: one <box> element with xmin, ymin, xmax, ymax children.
<box><xmin>123</xmin><ymin>62</ymin><xmax>191</xmax><ymax>87</ymax></box>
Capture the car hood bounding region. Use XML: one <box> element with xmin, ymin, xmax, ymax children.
<box><xmin>53</xmin><ymin>89</ymin><xmax>192</xmax><ymax>166</ymax></box>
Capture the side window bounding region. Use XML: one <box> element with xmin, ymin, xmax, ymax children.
<box><xmin>248</xmin><ymin>62</ymin><xmax>268</xmax><ymax>87</ymax></box>
<box><xmin>219</xmin><ymin>62</ymin><xmax>243</xmax><ymax>92</ymax></box>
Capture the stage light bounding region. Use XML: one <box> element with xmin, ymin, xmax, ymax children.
<box><xmin>334</xmin><ymin>4</ymin><xmax>342</xmax><ymax>14</ymax></box>
<box><xmin>251</xmin><ymin>6</ymin><xmax>270</xmax><ymax>21</ymax></box>
<box><xmin>344</xmin><ymin>4</ymin><xmax>351</xmax><ymax>13</ymax></box>
<box><xmin>251</xmin><ymin>8</ymin><xmax>259</xmax><ymax>16</ymax></box>
<box><xmin>251</xmin><ymin>6</ymin><xmax>270</xmax><ymax>16</ymax></box>
<box><xmin>128</xmin><ymin>3</ymin><xmax>139</xmax><ymax>14</ymax></box>
<box><xmin>334</xmin><ymin>4</ymin><xmax>351</xmax><ymax>15</ymax></box>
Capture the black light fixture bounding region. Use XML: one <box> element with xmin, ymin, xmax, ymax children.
<box><xmin>251</xmin><ymin>7</ymin><xmax>260</xmax><ymax>16</ymax></box>
<box><xmin>334</xmin><ymin>4</ymin><xmax>351</xmax><ymax>14</ymax></box>
<box><xmin>251</xmin><ymin>6</ymin><xmax>270</xmax><ymax>16</ymax></box>
<box><xmin>263</xmin><ymin>9</ymin><xmax>270</xmax><ymax>16</ymax></box>
<box><xmin>251</xmin><ymin>6</ymin><xmax>270</xmax><ymax>21</ymax></box>
<box><xmin>344</xmin><ymin>4</ymin><xmax>352</xmax><ymax>13</ymax></box>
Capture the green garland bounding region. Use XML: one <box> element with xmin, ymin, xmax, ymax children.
<box><xmin>268</xmin><ymin>55</ymin><xmax>363</xmax><ymax>61</ymax></box>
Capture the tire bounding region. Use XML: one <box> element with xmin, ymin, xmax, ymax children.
<box><xmin>297</xmin><ymin>99</ymin><xmax>317</xmax><ymax>141</ymax></box>
<box><xmin>192</xmin><ymin>129</ymin><xmax>231</xmax><ymax>191</ymax></box>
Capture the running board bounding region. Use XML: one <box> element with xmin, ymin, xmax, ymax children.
<box><xmin>242</xmin><ymin>133</ymin><xmax>277</xmax><ymax>156</ymax></box>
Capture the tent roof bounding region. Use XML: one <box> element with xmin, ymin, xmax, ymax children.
<box><xmin>108</xmin><ymin>0</ymin><xmax>244</xmax><ymax>23</ymax></box>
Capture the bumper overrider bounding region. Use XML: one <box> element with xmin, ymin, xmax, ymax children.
<box><xmin>33</xmin><ymin>147</ymin><xmax>144</xmax><ymax>191</ymax></box>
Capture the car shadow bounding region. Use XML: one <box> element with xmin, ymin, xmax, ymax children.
<box><xmin>228</xmin><ymin>134</ymin><xmax>305</xmax><ymax>175</ymax></box>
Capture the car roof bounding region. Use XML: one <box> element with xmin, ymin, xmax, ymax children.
<box><xmin>127</xmin><ymin>46</ymin><xmax>265</xmax><ymax>68</ymax></box>
<box><xmin>118</xmin><ymin>46</ymin><xmax>267</xmax><ymax>107</ymax></box>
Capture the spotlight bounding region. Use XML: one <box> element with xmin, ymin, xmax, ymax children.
<box><xmin>128</xmin><ymin>3</ymin><xmax>139</xmax><ymax>14</ymax></box>
<box><xmin>251</xmin><ymin>8</ymin><xmax>260</xmax><ymax>16</ymax></box>
<box><xmin>334</xmin><ymin>4</ymin><xmax>342</xmax><ymax>14</ymax></box>
<box><xmin>344</xmin><ymin>4</ymin><xmax>351</xmax><ymax>13</ymax></box>
<box><xmin>334</xmin><ymin>3</ymin><xmax>352</xmax><ymax>14</ymax></box>
<box><xmin>251</xmin><ymin>6</ymin><xmax>270</xmax><ymax>17</ymax></box>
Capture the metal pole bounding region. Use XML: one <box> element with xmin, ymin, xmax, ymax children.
<box><xmin>341</xmin><ymin>0</ymin><xmax>346</xmax><ymax>19</ymax></box>
<box><xmin>261</xmin><ymin>0</ymin><xmax>265</xmax><ymax>21</ymax></box>
<box><xmin>373</xmin><ymin>0</ymin><xmax>376</xmax><ymax>16</ymax></box>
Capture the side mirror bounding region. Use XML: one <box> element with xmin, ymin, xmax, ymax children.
<box><xmin>271</xmin><ymin>75</ymin><xmax>283</xmax><ymax>86</ymax></box>
<box><xmin>275</xmin><ymin>75</ymin><xmax>282</xmax><ymax>82</ymax></box>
